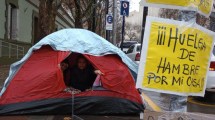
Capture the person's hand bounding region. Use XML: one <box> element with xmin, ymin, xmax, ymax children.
<box><xmin>70</xmin><ymin>87</ymin><xmax>81</xmax><ymax>93</ymax></box>
<box><xmin>72</xmin><ymin>89</ymin><xmax>81</xmax><ymax>94</ymax></box>
<box><xmin>94</xmin><ymin>70</ymin><xmax>104</xmax><ymax>75</ymax></box>
<box><xmin>65</xmin><ymin>87</ymin><xmax>81</xmax><ymax>94</ymax></box>
<box><xmin>85</xmin><ymin>88</ymin><xmax>93</xmax><ymax>92</ymax></box>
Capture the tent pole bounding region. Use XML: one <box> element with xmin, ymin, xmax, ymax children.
<box><xmin>71</xmin><ymin>90</ymin><xmax>83</xmax><ymax>120</ymax></box>
<box><xmin>72</xmin><ymin>91</ymin><xmax>74</xmax><ymax>119</ymax></box>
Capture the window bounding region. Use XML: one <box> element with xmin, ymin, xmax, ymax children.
<box><xmin>127</xmin><ymin>45</ymin><xmax>135</xmax><ymax>54</ymax></box>
<box><xmin>33</xmin><ymin>16</ymin><xmax>39</xmax><ymax>44</ymax></box>
<box><xmin>55</xmin><ymin>24</ymin><xmax>58</xmax><ymax>31</ymax></box>
<box><xmin>122</xmin><ymin>41</ymin><xmax>138</xmax><ymax>48</ymax></box>
<box><xmin>136</xmin><ymin>45</ymin><xmax>141</xmax><ymax>52</ymax></box>
<box><xmin>213</xmin><ymin>46</ymin><xmax>215</xmax><ymax>55</ymax></box>
<box><xmin>7</xmin><ymin>3</ymin><xmax>18</xmax><ymax>40</ymax></box>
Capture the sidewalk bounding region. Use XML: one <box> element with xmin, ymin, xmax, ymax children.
<box><xmin>0</xmin><ymin>65</ymin><xmax>10</xmax><ymax>87</ymax></box>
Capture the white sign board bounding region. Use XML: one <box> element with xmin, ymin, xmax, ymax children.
<box><xmin>106</xmin><ymin>14</ymin><xmax>113</xmax><ymax>30</ymax></box>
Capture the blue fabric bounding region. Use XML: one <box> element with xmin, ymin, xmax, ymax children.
<box><xmin>0</xmin><ymin>29</ymin><xmax>138</xmax><ymax>96</ymax></box>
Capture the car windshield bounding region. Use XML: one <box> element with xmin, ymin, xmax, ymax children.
<box><xmin>213</xmin><ymin>46</ymin><xmax>215</xmax><ymax>55</ymax></box>
<box><xmin>137</xmin><ymin>45</ymin><xmax>141</xmax><ymax>52</ymax></box>
<box><xmin>122</xmin><ymin>42</ymin><xmax>137</xmax><ymax>48</ymax></box>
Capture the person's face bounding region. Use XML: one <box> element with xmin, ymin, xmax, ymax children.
<box><xmin>61</xmin><ymin>62</ymin><xmax>68</xmax><ymax>71</ymax></box>
<box><xmin>77</xmin><ymin>58</ymin><xmax>87</xmax><ymax>70</ymax></box>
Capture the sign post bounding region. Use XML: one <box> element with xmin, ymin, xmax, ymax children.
<box><xmin>120</xmin><ymin>0</ymin><xmax>130</xmax><ymax>16</ymax></box>
<box><xmin>106</xmin><ymin>14</ymin><xmax>113</xmax><ymax>31</ymax></box>
<box><xmin>120</xmin><ymin>0</ymin><xmax>130</xmax><ymax>50</ymax></box>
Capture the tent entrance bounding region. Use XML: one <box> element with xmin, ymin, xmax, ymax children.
<box><xmin>61</xmin><ymin>52</ymin><xmax>102</xmax><ymax>91</ymax></box>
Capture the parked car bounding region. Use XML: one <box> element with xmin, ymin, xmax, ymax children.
<box><xmin>206</xmin><ymin>44</ymin><xmax>215</xmax><ymax>91</ymax></box>
<box><xmin>117</xmin><ymin>41</ymin><xmax>138</xmax><ymax>53</ymax></box>
<box><xmin>126</xmin><ymin>43</ymin><xmax>141</xmax><ymax>64</ymax></box>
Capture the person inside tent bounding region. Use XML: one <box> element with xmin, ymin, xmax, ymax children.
<box><xmin>61</xmin><ymin>55</ymin><xmax>103</xmax><ymax>93</ymax></box>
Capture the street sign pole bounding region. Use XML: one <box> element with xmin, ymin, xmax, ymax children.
<box><xmin>105</xmin><ymin>0</ymin><xmax>109</xmax><ymax>41</ymax></box>
<box><xmin>140</xmin><ymin>7</ymin><xmax>148</xmax><ymax>54</ymax></box>
<box><xmin>121</xmin><ymin>16</ymin><xmax>125</xmax><ymax>50</ymax></box>
<box><xmin>112</xmin><ymin>0</ymin><xmax>117</xmax><ymax>44</ymax></box>
<box><xmin>106</xmin><ymin>30</ymin><xmax>110</xmax><ymax>42</ymax></box>
<box><xmin>106</xmin><ymin>14</ymin><xmax>113</xmax><ymax>42</ymax></box>
<box><xmin>120</xmin><ymin>0</ymin><xmax>129</xmax><ymax>51</ymax></box>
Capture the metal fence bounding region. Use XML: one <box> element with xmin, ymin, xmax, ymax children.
<box><xmin>0</xmin><ymin>40</ymin><xmax>25</xmax><ymax>59</ymax></box>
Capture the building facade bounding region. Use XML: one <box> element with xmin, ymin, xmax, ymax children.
<box><xmin>0</xmin><ymin>0</ymin><xmax>74</xmax><ymax>64</ymax></box>
<box><xmin>125</xmin><ymin>0</ymin><xmax>215</xmax><ymax>42</ymax></box>
<box><xmin>124</xmin><ymin>0</ymin><xmax>159</xmax><ymax>41</ymax></box>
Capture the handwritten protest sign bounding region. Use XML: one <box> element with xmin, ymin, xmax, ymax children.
<box><xmin>143</xmin><ymin>0</ymin><xmax>214</xmax><ymax>17</ymax></box>
<box><xmin>136</xmin><ymin>16</ymin><xmax>215</xmax><ymax>96</ymax></box>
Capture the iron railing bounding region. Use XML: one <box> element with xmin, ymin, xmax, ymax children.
<box><xmin>0</xmin><ymin>40</ymin><xmax>25</xmax><ymax>59</ymax></box>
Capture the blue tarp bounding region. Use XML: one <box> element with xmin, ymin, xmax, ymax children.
<box><xmin>0</xmin><ymin>29</ymin><xmax>138</xmax><ymax>96</ymax></box>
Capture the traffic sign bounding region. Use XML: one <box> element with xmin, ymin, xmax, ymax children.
<box><xmin>106</xmin><ymin>14</ymin><xmax>113</xmax><ymax>30</ymax></box>
<box><xmin>120</xmin><ymin>1</ymin><xmax>129</xmax><ymax>16</ymax></box>
<box><xmin>107</xmin><ymin>15</ymin><xmax>113</xmax><ymax>24</ymax></box>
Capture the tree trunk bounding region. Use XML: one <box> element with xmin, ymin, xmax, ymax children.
<box><xmin>92</xmin><ymin>0</ymin><xmax>96</xmax><ymax>32</ymax></box>
<box><xmin>74</xmin><ymin>0</ymin><xmax>83</xmax><ymax>28</ymax></box>
<box><xmin>38</xmin><ymin>0</ymin><xmax>57</xmax><ymax>40</ymax></box>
